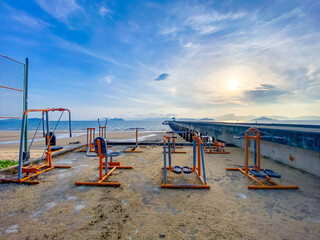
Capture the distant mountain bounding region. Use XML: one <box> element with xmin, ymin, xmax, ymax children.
<box><xmin>177</xmin><ymin>118</ymin><xmax>197</xmax><ymax>121</ymax></box>
<box><xmin>135</xmin><ymin>118</ymin><xmax>168</xmax><ymax>121</ymax></box>
<box><xmin>269</xmin><ymin>115</ymin><xmax>290</xmax><ymax>120</ymax></box>
<box><xmin>28</xmin><ymin>118</ymin><xmax>42</xmax><ymax>121</ymax></box>
<box><xmin>215</xmin><ymin>114</ymin><xmax>256</xmax><ymax>121</ymax></box>
<box><xmin>109</xmin><ymin>118</ymin><xmax>125</xmax><ymax>121</ymax></box>
<box><xmin>252</xmin><ymin>117</ymin><xmax>277</xmax><ymax>121</ymax></box>
<box><xmin>200</xmin><ymin>118</ymin><xmax>214</xmax><ymax>121</ymax></box>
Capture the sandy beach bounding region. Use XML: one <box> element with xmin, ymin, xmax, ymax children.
<box><xmin>0</xmin><ymin>132</ymin><xmax>319</xmax><ymax>239</ymax></box>
<box><xmin>0</xmin><ymin>130</ymin><xmax>164</xmax><ymax>161</ymax></box>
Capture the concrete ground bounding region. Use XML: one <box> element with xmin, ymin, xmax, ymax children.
<box><xmin>0</xmin><ymin>135</ymin><xmax>319</xmax><ymax>239</ymax></box>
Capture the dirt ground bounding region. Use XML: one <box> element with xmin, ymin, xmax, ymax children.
<box><xmin>0</xmin><ymin>133</ymin><xmax>319</xmax><ymax>239</ymax></box>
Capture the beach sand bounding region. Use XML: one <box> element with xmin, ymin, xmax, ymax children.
<box><xmin>0</xmin><ymin>133</ymin><xmax>319</xmax><ymax>239</ymax></box>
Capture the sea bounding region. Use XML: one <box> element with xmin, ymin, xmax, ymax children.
<box><xmin>1</xmin><ymin>119</ymin><xmax>319</xmax><ymax>132</ymax></box>
<box><xmin>0</xmin><ymin>119</ymin><xmax>171</xmax><ymax>132</ymax></box>
<box><xmin>0</xmin><ymin>120</ymin><xmax>171</xmax><ymax>145</ymax></box>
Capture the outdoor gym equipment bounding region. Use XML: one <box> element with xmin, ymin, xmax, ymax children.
<box><xmin>80</xmin><ymin>118</ymin><xmax>112</xmax><ymax>153</ymax></box>
<box><xmin>98</xmin><ymin>118</ymin><xmax>107</xmax><ymax>138</ymax></box>
<box><xmin>124</xmin><ymin>128</ymin><xmax>146</xmax><ymax>153</ymax></box>
<box><xmin>226</xmin><ymin>128</ymin><xmax>298</xmax><ymax>190</ymax></box>
<box><xmin>164</xmin><ymin>131</ymin><xmax>186</xmax><ymax>154</ymax></box>
<box><xmin>1</xmin><ymin>108</ymin><xmax>72</xmax><ymax>184</ymax></box>
<box><xmin>161</xmin><ymin>133</ymin><xmax>210</xmax><ymax>189</ymax></box>
<box><xmin>79</xmin><ymin>128</ymin><xmax>96</xmax><ymax>152</ymax></box>
<box><xmin>202</xmin><ymin>128</ymin><xmax>229</xmax><ymax>154</ymax></box>
<box><xmin>75</xmin><ymin>137</ymin><xmax>132</xmax><ymax>187</ymax></box>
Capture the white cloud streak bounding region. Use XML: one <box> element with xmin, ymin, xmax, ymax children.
<box><xmin>99</xmin><ymin>6</ymin><xmax>113</xmax><ymax>18</ymax></box>
<box><xmin>35</xmin><ymin>0</ymin><xmax>83</xmax><ymax>26</ymax></box>
<box><xmin>103</xmin><ymin>75</ymin><xmax>114</xmax><ymax>84</ymax></box>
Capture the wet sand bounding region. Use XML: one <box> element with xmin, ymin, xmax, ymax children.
<box><xmin>0</xmin><ymin>133</ymin><xmax>319</xmax><ymax>239</ymax></box>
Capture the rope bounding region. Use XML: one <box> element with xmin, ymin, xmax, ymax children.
<box><xmin>23</xmin><ymin>117</ymin><xmax>43</xmax><ymax>163</ymax></box>
<box><xmin>38</xmin><ymin>111</ymin><xmax>64</xmax><ymax>165</ymax></box>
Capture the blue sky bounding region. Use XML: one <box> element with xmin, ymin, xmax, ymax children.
<box><xmin>0</xmin><ymin>0</ymin><xmax>319</xmax><ymax>120</ymax></box>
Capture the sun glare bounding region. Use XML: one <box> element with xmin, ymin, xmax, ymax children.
<box><xmin>228</xmin><ymin>79</ymin><xmax>239</xmax><ymax>91</ymax></box>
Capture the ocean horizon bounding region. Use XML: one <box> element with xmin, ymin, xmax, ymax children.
<box><xmin>0</xmin><ymin>119</ymin><xmax>319</xmax><ymax>132</ymax></box>
<box><xmin>0</xmin><ymin>119</ymin><xmax>171</xmax><ymax>132</ymax></box>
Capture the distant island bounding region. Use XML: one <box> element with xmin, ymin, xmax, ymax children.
<box><xmin>109</xmin><ymin>118</ymin><xmax>125</xmax><ymax>121</ymax></box>
<box><xmin>252</xmin><ymin>117</ymin><xmax>277</xmax><ymax>121</ymax></box>
<box><xmin>175</xmin><ymin>118</ymin><xmax>214</xmax><ymax>121</ymax></box>
<box><xmin>28</xmin><ymin>118</ymin><xmax>42</xmax><ymax>121</ymax></box>
<box><xmin>200</xmin><ymin>118</ymin><xmax>214</xmax><ymax>121</ymax></box>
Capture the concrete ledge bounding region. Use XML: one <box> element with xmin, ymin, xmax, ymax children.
<box><xmin>169</xmin><ymin>121</ymin><xmax>320</xmax><ymax>177</ymax></box>
<box><xmin>0</xmin><ymin>144</ymin><xmax>86</xmax><ymax>175</ymax></box>
<box><xmin>106</xmin><ymin>141</ymin><xmax>193</xmax><ymax>146</ymax></box>
<box><xmin>169</xmin><ymin>121</ymin><xmax>320</xmax><ymax>152</ymax></box>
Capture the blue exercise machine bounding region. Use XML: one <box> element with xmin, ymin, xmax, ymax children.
<box><xmin>161</xmin><ymin>133</ymin><xmax>210</xmax><ymax>189</ymax></box>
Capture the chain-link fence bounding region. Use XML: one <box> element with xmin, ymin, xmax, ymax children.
<box><xmin>0</xmin><ymin>54</ymin><xmax>27</xmax><ymax>119</ymax></box>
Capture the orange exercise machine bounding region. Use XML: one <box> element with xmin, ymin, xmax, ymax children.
<box><xmin>201</xmin><ymin>128</ymin><xmax>229</xmax><ymax>154</ymax></box>
<box><xmin>75</xmin><ymin>137</ymin><xmax>132</xmax><ymax>187</ymax></box>
<box><xmin>124</xmin><ymin>128</ymin><xmax>146</xmax><ymax>153</ymax></box>
<box><xmin>79</xmin><ymin>128</ymin><xmax>96</xmax><ymax>152</ymax></box>
<box><xmin>1</xmin><ymin>108</ymin><xmax>72</xmax><ymax>184</ymax></box>
<box><xmin>98</xmin><ymin>118</ymin><xmax>107</xmax><ymax>139</ymax></box>
<box><xmin>226</xmin><ymin>128</ymin><xmax>298</xmax><ymax>190</ymax></box>
<box><xmin>80</xmin><ymin>118</ymin><xmax>112</xmax><ymax>153</ymax></box>
<box><xmin>161</xmin><ymin>133</ymin><xmax>210</xmax><ymax>189</ymax></box>
<box><xmin>164</xmin><ymin>131</ymin><xmax>186</xmax><ymax>154</ymax></box>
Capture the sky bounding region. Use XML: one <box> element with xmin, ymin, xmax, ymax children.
<box><xmin>0</xmin><ymin>0</ymin><xmax>319</xmax><ymax>120</ymax></box>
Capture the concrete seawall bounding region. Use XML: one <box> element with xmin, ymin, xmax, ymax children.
<box><xmin>168</xmin><ymin>121</ymin><xmax>320</xmax><ymax>177</ymax></box>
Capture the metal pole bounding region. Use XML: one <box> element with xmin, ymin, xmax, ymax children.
<box><xmin>42</xmin><ymin>112</ymin><xmax>45</xmax><ymax>137</ymax></box>
<box><xmin>168</xmin><ymin>139</ymin><xmax>171</xmax><ymax>167</ymax></box>
<box><xmin>193</xmin><ymin>139</ymin><xmax>196</xmax><ymax>166</ymax></box>
<box><xmin>87</xmin><ymin>128</ymin><xmax>89</xmax><ymax>147</ymax></box>
<box><xmin>18</xmin><ymin>115</ymin><xmax>26</xmax><ymax>180</ymax></box>
<box><xmin>68</xmin><ymin>111</ymin><xmax>72</xmax><ymax>137</ymax></box>
<box><xmin>245</xmin><ymin>132</ymin><xmax>249</xmax><ymax>174</ymax></box>
<box><xmin>254</xmin><ymin>140</ymin><xmax>257</xmax><ymax>168</ymax></box>
<box><xmin>200</xmin><ymin>144</ymin><xmax>206</xmax><ymax>184</ymax></box>
<box><xmin>46</xmin><ymin>111</ymin><xmax>49</xmax><ymax>136</ymax></box>
<box><xmin>136</xmin><ymin>128</ymin><xmax>138</xmax><ymax>146</ymax></box>
<box><xmin>23</xmin><ymin>58</ymin><xmax>29</xmax><ymax>153</ymax></box>
<box><xmin>257</xmin><ymin>131</ymin><xmax>261</xmax><ymax>170</ymax></box>
<box><xmin>106</xmin><ymin>157</ymin><xmax>109</xmax><ymax>175</ymax></box>
<box><xmin>197</xmin><ymin>138</ymin><xmax>201</xmax><ymax>176</ymax></box>
<box><xmin>163</xmin><ymin>139</ymin><xmax>167</xmax><ymax>184</ymax></box>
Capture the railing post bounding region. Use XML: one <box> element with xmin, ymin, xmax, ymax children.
<box><xmin>23</xmin><ymin>57</ymin><xmax>29</xmax><ymax>153</ymax></box>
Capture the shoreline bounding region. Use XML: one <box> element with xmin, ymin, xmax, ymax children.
<box><xmin>0</xmin><ymin>131</ymin><xmax>166</xmax><ymax>161</ymax></box>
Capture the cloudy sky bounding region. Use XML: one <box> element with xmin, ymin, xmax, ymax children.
<box><xmin>0</xmin><ymin>0</ymin><xmax>319</xmax><ymax>120</ymax></box>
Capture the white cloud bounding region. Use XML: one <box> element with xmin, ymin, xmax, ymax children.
<box><xmin>3</xmin><ymin>2</ymin><xmax>50</xmax><ymax>29</ymax></box>
<box><xmin>143</xmin><ymin>6</ymin><xmax>320</xmax><ymax>118</ymax></box>
<box><xmin>52</xmin><ymin>35</ymin><xmax>134</xmax><ymax>69</ymax></box>
<box><xmin>103</xmin><ymin>75</ymin><xmax>114</xmax><ymax>84</ymax></box>
<box><xmin>99</xmin><ymin>6</ymin><xmax>113</xmax><ymax>18</ymax></box>
<box><xmin>35</xmin><ymin>0</ymin><xmax>83</xmax><ymax>25</ymax></box>
<box><xmin>195</xmin><ymin>25</ymin><xmax>220</xmax><ymax>35</ymax></box>
<box><xmin>11</xmin><ymin>13</ymin><xmax>49</xmax><ymax>29</ymax></box>
<box><xmin>159</xmin><ymin>27</ymin><xmax>178</xmax><ymax>35</ymax></box>
<box><xmin>186</xmin><ymin>11</ymin><xmax>247</xmax><ymax>25</ymax></box>
<box><xmin>184</xmin><ymin>10</ymin><xmax>246</xmax><ymax>35</ymax></box>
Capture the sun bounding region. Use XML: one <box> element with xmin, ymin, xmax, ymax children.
<box><xmin>228</xmin><ymin>79</ymin><xmax>239</xmax><ymax>91</ymax></box>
